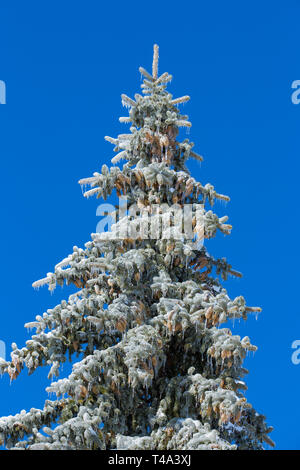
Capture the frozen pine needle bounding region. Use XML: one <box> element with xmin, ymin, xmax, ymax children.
<box><xmin>0</xmin><ymin>44</ymin><xmax>272</xmax><ymax>451</ymax></box>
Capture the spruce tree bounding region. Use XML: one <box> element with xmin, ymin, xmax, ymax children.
<box><xmin>0</xmin><ymin>45</ymin><xmax>274</xmax><ymax>450</ymax></box>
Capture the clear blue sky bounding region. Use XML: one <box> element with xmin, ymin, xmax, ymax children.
<box><xmin>0</xmin><ymin>1</ymin><xmax>299</xmax><ymax>450</ymax></box>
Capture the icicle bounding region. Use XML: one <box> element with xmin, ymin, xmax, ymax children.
<box><xmin>139</xmin><ymin>67</ymin><xmax>154</xmax><ymax>81</ymax></box>
<box><xmin>155</xmin><ymin>72</ymin><xmax>172</xmax><ymax>85</ymax></box>
<box><xmin>121</xmin><ymin>94</ymin><xmax>136</xmax><ymax>108</ymax></box>
<box><xmin>32</xmin><ymin>277</ymin><xmax>51</xmax><ymax>289</ymax></box>
<box><xmin>84</xmin><ymin>187</ymin><xmax>101</xmax><ymax>198</ymax></box>
<box><xmin>245</xmin><ymin>306</ymin><xmax>262</xmax><ymax>313</ymax></box>
<box><xmin>190</xmin><ymin>151</ymin><xmax>203</xmax><ymax>162</ymax></box>
<box><xmin>78</xmin><ymin>176</ymin><xmax>99</xmax><ymax>185</ymax></box>
<box><xmin>55</xmin><ymin>257</ymin><xmax>72</xmax><ymax>270</ymax></box>
<box><xmin>176</xmin><ymin>120</ymin><xmax>192</xmax><ymax>128</ymax></box>
<box><xmin>111</xmin><ymin>151</ymin><xmax>127</xmax><ymax>164</ymax></box>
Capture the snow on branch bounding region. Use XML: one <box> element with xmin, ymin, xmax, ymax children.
<box><xmin>152</xmin><ymin>44</ymin><xmax>159</xmax><ymax>79</ymax></box>
<box><xmin>111</xmin><ymin>151</ymin><xmax>127</xmax><ymax>164</ymax></box>
<box><xmin>32</xmin><ymin>276</ymin><xmax>51</xmax><ymax>289</ymax></box>
<box><xmin>121</xmin><ymin>94</ymin><xmax>136</xmax><ymax>108</ymax></box>
<box><xmin>139</xmin><ymin>67</ymin><xmax>153</xmax><ymax>82</ymax></box>
<box><xmin>171</xmin><ymin>96</ymin><xmax>190</xmax><ymax>105</ymax></box>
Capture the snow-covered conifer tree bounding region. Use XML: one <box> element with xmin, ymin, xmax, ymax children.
<box><xmin>0</xmin><ymin>45</ymin><xmax>274</xmax><ymax>450</ymax></box>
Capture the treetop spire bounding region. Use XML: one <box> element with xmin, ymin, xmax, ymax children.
<box><xmin>152</xmin><ymin>44</ymin><xmax>159</xmax><ymax>79</ymax></box>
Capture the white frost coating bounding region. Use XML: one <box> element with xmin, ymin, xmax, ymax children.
<box><xmin>171</xmin><ymin>96</ymin><xmax>190</xmax><ymax>105</ymax></box>
<box><xmin>0</xmin><ymin>44</ymin><xmax>273</xmax><ymax>451</ymax></box>
<box><xmin>32</xmin><ymin>277</ymin><xmax>51</xmax><ymax>289</ymax></box>
<box><xmin>111</xmin><ymin>151</ymin><xmax>127</xmax><ymax>164</ymax></box>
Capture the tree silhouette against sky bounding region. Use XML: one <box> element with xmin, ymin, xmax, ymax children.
<box><xmin>0</xmin><ymin>45</ymin><xmax>273</xmax><ymax>450</ymax></box>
